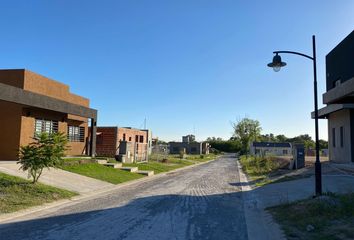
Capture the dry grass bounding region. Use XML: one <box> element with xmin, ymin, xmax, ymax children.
<box><xmin>268</xmin><ymin>192</ymin><xmax>354</xmax><ymax>240</ymax></box>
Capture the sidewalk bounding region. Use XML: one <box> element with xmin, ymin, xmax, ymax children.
<box><xmin>0</xmin><ymin>161</ymin><xmax>114</xmax><ymax>194</ymax></box>
<box><xmin>237</xmin><ymin>160</ymin><xmax>354</xmax><ymax>240</ymax></box>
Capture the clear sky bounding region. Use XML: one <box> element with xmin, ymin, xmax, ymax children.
<box><xmin>0</xmin><ymin>1</ymin><xmax>353</xmax><ymax>141</ymax></box>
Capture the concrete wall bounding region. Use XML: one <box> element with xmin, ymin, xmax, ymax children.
<box><xmin>202</xmin><ymin>142</ymin><xmax>210</xmax><ymax>154</ymax></box>
<box><xmin>328</xmin><ymin>109</ymin><xmax>352</xmax><ymax>163</ymax></box>
<box><xmin>169</xmin><ymin>142</ymin><xmax>203</xmax><ymax>155</ymax></box>
<box><xmin>251</xmin><ymin>146</ymin><xmax>292</xmax><ymax>156</ymax></box>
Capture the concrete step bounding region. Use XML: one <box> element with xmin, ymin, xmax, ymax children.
<box><xmin>136</xmin><ymin>170</ymin><xmax>154</xmax><ymax>176</ymax></box>
<box><xmin>103</xmin><ymin>163</ymin><xmax>122</xmax><ymax>168</ymax></box>
<box><xmin>118</xmin><ymin>166</ymin><xmax>138</xmax><ymax>172</ymax></box>
<box><xmin>96</xmin><ymin>159</ymin><xmax>108</xmax><ymax>164</ymax></box>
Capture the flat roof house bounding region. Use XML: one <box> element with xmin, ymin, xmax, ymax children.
<box><xmin>312</xmin><ymin>30</ymin><xmax>354</xmax><ymax>163</ymax></box>
<box><xmin>0</xmin><ymin>69</ymin><xmax>97</xmax><ymax>160</ymax></box>
<box><xmin>250</xmin><ymin>142</ymin><xmax>292</xmax><ymax>156</ymax></box>
<box><xmin>169</xmin><ymin>135</ymin><xmax>210</xmax><ymax>155</ymax></box>
<box><xmin>93</xmin><ymin>127</ymin><xmax>152</xmax><ymax>163</ymax></box>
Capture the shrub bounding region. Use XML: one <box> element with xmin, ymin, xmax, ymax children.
<box><xmin>18</xmin><ymin>132</ymin><xmax>68</xmax><ymax>183</ymax></box>
<box><xmin>240</xmin><ymin>155</ymin><xmax>279</xmax><ymax>176</ymax></box>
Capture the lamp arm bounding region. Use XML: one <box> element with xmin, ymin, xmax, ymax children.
<box><xmin>273</xmin><ymin>51</ymin><xmax>314</xmax><ymax>61</ymax></box>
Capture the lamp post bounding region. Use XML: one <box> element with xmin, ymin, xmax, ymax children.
<box><xmin>267</xmin><ymin>35</ymin><xmax>322</xmax><ymax>196</ymax></box>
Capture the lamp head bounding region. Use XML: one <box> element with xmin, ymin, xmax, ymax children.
<box><xmin>267</xmin><ymin>53</ymin><xmax>287</xmax><ymax>72</ymax></box>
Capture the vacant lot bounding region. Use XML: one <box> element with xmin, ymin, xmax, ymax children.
<box><xmin>268</xmin><ymin>193</ymin><xmax>354</xmax><ymax>240</ymax></box>
<box><xmin>0</xmin><ymin>172</ymin><xmax>77</xmax><ymax>214</ymax></box>
<box><xmin>239</xmin><ymin>155</ymin><xmax>285</xmax><ymax>186</ymax></box>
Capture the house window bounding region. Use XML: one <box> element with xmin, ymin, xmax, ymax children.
<box><xmin>332</xmin><ymin>128</ymin><xmax>336</xmax><ymax>148</ymax></box>
<box><xmin>140</xmin><ymin>135</ymin><xmax>144</xmax><ymax>143</ymax></box>
<box><xmin>340</xmin><ymin>126</ymin><xmax>344</xmax><ymax>148</ymax></box>
<box><xmin>135</xmin><ymin>135</ymin><xmax>139</xmax><ymax>142</ymax></box>
<box><xmin>123</xmin><ymin>133</ymin><xmax>126</xmax><ymax>141</ymax></box>
<box><xmin>129</xmin><ymin>137</ymin><xmax>132</xmax><ymax>141</ymax></box>
<box><xmin>34</xmin><ymin>119</ymin><xmax>58</xmax><ymax>135</ymax></box>
<box><xmin>67</xmin><ymin>125</ymin><xmax>85</xmax><ymax>142</ymax></box>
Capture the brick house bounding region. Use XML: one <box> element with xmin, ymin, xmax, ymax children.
<box><xmin>93</xmin><ymin>127</ymin><xmax>152</xmax><ymax>162</ymax></box>
<box><xmin>0</xmin><ymin>69</ymin><xmax>97</xmax><ymax>160</ymax></box>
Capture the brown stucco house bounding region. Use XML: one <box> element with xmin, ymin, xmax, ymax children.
<box><xmin>0</xmin><ymin>69</ymin><xmax>97</xmax><ymax>160</ymax></box>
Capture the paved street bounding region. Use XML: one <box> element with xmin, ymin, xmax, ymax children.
<box><xmin>0</xmin><ymin>155</ymin><xmax>248</xmax><ymax>240</ymax></box>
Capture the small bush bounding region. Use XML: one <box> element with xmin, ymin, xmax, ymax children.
<box><xmin>18</xmin><ymin>132</ymin><xmax>68</xmax><ymax>183</ymax></box>
<box><xmin>240</xmin><ymin>155</ymin><xmax>279</xmax><ymax>176</ymax></box>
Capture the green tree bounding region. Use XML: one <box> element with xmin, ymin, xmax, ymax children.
<box><xmin>319</xmin><ymin>139</ymin><xmax>328</xmax><ymax>149</ymax></box>
<box><xmin>275</xmin><ymin>134</ymin><xmax>287</xmax><ymax>142</ymax></box>
<box><xmin>232</xmin><ymin>118</ymin><xmax>262</xmax><ymax>154</ymax></box>
<box><xmin>208</xmin><ymin>139</ymin><xmax>242</xmax><ymax>153</ymax></box>
<box><xmin>18</xmin><ymin>132</ymin><xmax>68</xmax><ymax>183</ymax></box>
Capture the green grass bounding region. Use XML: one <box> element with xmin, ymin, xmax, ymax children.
<box><xmin>60</xmin><ymin>153</ymin><xmax>220</xmax><ymax>183</ymax></box>
<box><xmin>60</xmin><ymin>163</ymin><xmax>144</xmax><ymax>184</ymax></box>
<box><xmin>268</xmin><ymin>193</ymin><xmax>354</xmax><ymax>240</ymax></box>
<box><xmin>123</xmin><ymin>153</ymin><xmax>221</xmax><ymax>174</ymax></box>
<box><xmin>186</xmin><ymin>153</ymin><xmax>221</xmax><ymax>162</ymax></box>
<box><xmin>239</xmin><ymin>155</ymin><xmax>281</xmax><ymax>186</ymax></box>
<box><xmin>0</xmin><ymin>172</ymin><xmax>77</xmax><ymax>214</ymax></box>
<box><xmin>124</xmin><ymin>160</ymin><xmax>193</xmax><ymax>174</ymax></box>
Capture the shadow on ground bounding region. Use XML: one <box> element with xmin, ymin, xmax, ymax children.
<box><xmin>0</xmin><ymin>192</ymin><xmax>247</xmax><ymax>240</ymax></box>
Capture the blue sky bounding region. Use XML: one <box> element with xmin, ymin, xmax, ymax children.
<box><xmin>0</xmin><ymin>1</ymin><xmax>353</xmax><ymax>141</ymax></box>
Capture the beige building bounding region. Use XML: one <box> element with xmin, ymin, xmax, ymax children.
<box><xmin>314</xmin><ymin>31</ymin><xmax>354</xmax><ymax>163</ymax></box>
<box><xmin>250</xmin><ymin>142</ymin><xmax>292</xmax><ymax>156</ymax></box>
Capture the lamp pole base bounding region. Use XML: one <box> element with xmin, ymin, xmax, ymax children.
<box><xmin>315</xmin><ymin>160</ymin><xmax>322</xmax><ymax>196</ymax></box>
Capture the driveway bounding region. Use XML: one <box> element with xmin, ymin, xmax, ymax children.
<box><xmin>0</xmin><ymin>155</ymin><xmax>247</xmax><ymax>240</ymax></box>
<box><xmin>0</xmin><ymin>161</ymin><xmax>114</xmax><ymax>194</ymax></box>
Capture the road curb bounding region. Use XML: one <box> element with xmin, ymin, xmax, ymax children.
<box><xmin>0</xmin><ymin>156</ymin><xmax>221</xmax><ymax>224</ymax></box>
<box><xmin>236</xmin><ymin>160</ymin><xmax>286</xmax><ymax>240</ymax></box>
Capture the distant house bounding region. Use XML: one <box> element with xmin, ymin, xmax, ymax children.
<box><xmin>0</xmin><ymin>69</ymin><xmax>97</xmax><ymax>160</ymax></box>
<box><xmin>312</xmin><ymin>30</ymin><xmax>354</xmax><ymax>163</ymax></box>
<box><xmin>169</xmin><ymin>135</ymin><xmax>210</xmax><ymax>155</ymax></box>
<box><xmin>250</xmin><ymin>142</ymin><xmax>292</xmax><ymax>156</ymax></box>
<box><xmin>92</xmin><ymin>127</ymin><xmax>152</xmax><ymax>163</ymax></box>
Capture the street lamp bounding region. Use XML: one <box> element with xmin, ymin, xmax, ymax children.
<box><xmin>267</xmin><ymin>35</ymin><xmax>322</xmax><ymax>196</ymax></box>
